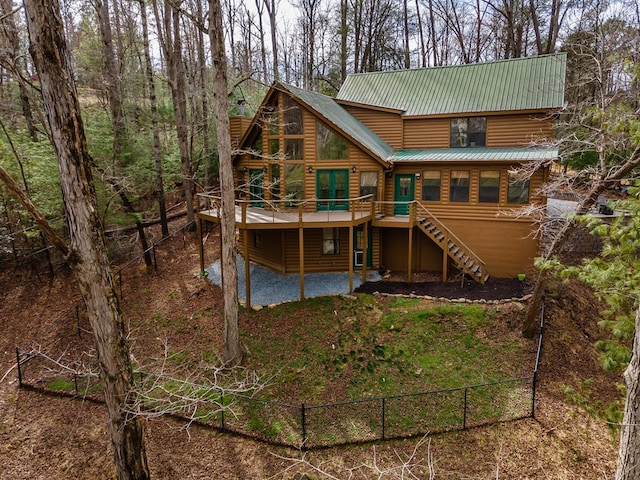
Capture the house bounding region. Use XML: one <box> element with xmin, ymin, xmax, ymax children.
<box><xmin>197</xmin><ymin>53</ymin><xmax>566</xmax><ymax>305</ymax></box>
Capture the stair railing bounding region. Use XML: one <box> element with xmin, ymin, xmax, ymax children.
<box><xmin>414</xmin><ymin>202</ymin><xmax>487</xmax><ymax>281</ymax></box>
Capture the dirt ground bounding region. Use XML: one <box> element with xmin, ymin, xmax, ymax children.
<box><xmin>0</xmin><ymin>226</ymin><xmax>622</xmax><ymax>479</ymax></box>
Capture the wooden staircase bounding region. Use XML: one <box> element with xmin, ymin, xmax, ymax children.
<box><xmin>415</xmin><ymin>205</ymin><xmax>489</xmax><ymax>284</ymax></box>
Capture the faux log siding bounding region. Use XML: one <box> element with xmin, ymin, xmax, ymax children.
<box><xmin>343</xmin><ymin>106</ymin><xmax>403</xmax><ymax>149</ymax></box>
<box><xmin>277</xmin><ymin>227</ymin><xmax>381</xmax><ymax>273</ymax></box>
<box><xmin>439</xmin><ymin>218</ymin><xmax>539</xmax><ymax>277</ymax></box>
<box><xmin>229</xmin><ymin>116</ymin><xmax>252</xmax><ymax>149</ymax></box>
<box><xmin>283</xmin><ymin>228</ymin><xmax>348</xmax><ymax>272</ymax></box>
<box><xmin>402</xmin><ymin>114</ymin><xmax>554</xmax><ymax>149</ymax></box>
<box><xmin>403</xmin><ymin>118</ymin><xmax>449</xmax><ymax>149</ymax></box>
<box><xmin>350</xmin><ymin>146</ymin><xmax>385</xmax><ymax>200</ymax></box>
<box><xmin>388</xmin><ymin>165</ymin><xmax>546</xmax><ymax>215</ymax></box>
<box><xmin>487</xmin><ymin>114</ymin><xmax>554</xmax><ymax>146</ymax></box>
<box><xmin>237</xmin><ymin>229</ymin><xmax>285</xmax><ymax>273</ymax></box>
<box><xmin>381</xmin><ymin>228</ymin><xmax>443</xmax><ymax>271</ymax></box>
<box><xmin>380</xmin><ymin>220</ymin><xmax>538</xmax><ymax>277</ymax></box>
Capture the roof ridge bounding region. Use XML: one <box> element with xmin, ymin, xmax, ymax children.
<box><xmin>344</xmin><ymin>53</ymin><xmax>567</xmax><ymax>78</ymax></box>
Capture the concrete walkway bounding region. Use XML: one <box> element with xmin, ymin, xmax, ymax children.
<box><xmin>206</xmin><ymin>255</ymin><xmax>381</xmax><ymax>306</ymax></box>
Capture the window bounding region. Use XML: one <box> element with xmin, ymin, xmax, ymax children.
<box><xmin>283</xmin><ymin>96</ymin><xmax>302</xmax><ymax>134</ymax></box>
<box><xmin>269</xmin><ymin>164</ymin><xmax>280</xmax><ymax>200</ymax></box>
<box><xmin>507</xmin><ymin>174</ymin><xmax>530</xmax><ymax>204</ymax></box>
<box><xmin>449</xmin><ymin>170</ymin><xmax>470</xmax><ymax>202</ymax></box>
<box><xmin>285</xmin><ymin>138</ymin><xmax>303</xmax><ymax>160</ymax></box>
<box><xmin>269</xmin><ymin>139</ymin><xmax>280</xmax><ymax>158</ymax></box>
<box><xmin>450</xmin><ymin>117</ymin><xmax>486</xmax><ymax>147</ymax></box>
<box><xmin>322</xmin><ymin>228</ymin><xmax>340</xmax><ymax>255</ymax></box>
<box><xmin>269</xmin><ymin>110</ymin><xmax>279</xmax><ymax>135</ymax></box>
<box><xmin>359</xmin><ymin>172</ymin><xmax>378</xmax><ymax>201</ymax></box>
<box><xmin>284</xmin><ymin>164</ymin><xmax>304</xmax><ymax>204</ymax></box>
<box><xmin>479</xmin><ymin>170</ymin><xmax>500</xmax><ymax>203</ymax></box>
<box><xmin>422</xmin><ymin>170</ymin><xmax>441</xmax><ymax>201</ymax></box>
<box><xmin>317</xmin><ymin>122</ymin><xmax>348</xmax><ymax>160</ymax></box>
<box><xmin>251</xmin><ymin>134</ymin><xmax>263</xmax><ymax>159</ymax></box>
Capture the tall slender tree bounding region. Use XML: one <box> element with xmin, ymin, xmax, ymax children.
<box><xmin>139</xmin><ymin>0</ymin><xmax>169</xmax><ymax>236</ymax></box>
<box><xmin>154</xmin><ymin>0</ymin><xmax>196</xmax><ymax>225</ymax></box>
<box><xmin>22</xmin><ymin>0</ymin><xmax>150</xmax><ymax>477</ymax></box>
<box><xmin>209</xmin><ymin>0</ymin><xmax>243</xmax><ymax>366</ymax></box>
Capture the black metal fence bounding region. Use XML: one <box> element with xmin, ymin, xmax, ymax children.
<box><xmin>17</xmin><ymin>300</ymin><xmax>545</xmax><ymax>449</ymax></box>
<box><xmin>14</xmin><ymin>219</ymin><xmax>548</xmax><ymax>449</ymax></box>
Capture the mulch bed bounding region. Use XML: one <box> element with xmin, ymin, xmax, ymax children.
<box><xmin>355</xmin><ymin>277</ymin><xmax>532</xmax><ymax>301</ymax></box>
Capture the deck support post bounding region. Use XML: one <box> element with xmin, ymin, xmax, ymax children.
<box><xmin>442</xmin><ymin>232</ymin><xmax>449</xmax><ymax>282</ymax></box>
<box><xmin>407</xmin><ymin>227</ymin><xmax>413</xmax><ymax>283</ymax></box>
<box><xmin>298</xmin><ymin>225</ymin><xmax>305</xmax><ymax>301</ymax></box>
<box><xmin>348</xmin><ymin>225</ymin><xmax>354</xmax><ymax>293</ymax></box>
<box><xmin>243</xmin><ymin>229</ymin><xmax>251</xmax><ymax>308</ymax></box>
<box><xmin>197</xmin><ymin>216</ymin><xmax>204</xmax><ymax>274</ymax></box>
<box><xmin>361</xmin><ymin>221</ymin><xmax>368</xmax><ymax>285</ymax></box>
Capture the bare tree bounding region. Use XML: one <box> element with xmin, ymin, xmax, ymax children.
<box><xmin>96</xmin><ymin>0</ymin><xmax>127</xmax><ymax>162</ymax></box>
<box><xmin>264</xmin><ymin>0</ymin><xmax>280</xmax><ymax>81</ymax></box>
<box><xmin>22</xmin><ymin>0</ymin><xmax>150</xmax><ymax>477</ymax></box>
<box><xmin>278</xmin><ymin>435</ymin><xmax>437</xmax><ymax>479</ymax></box>
<box><xmin>139</xmin><ymin>0</ymin><xmax>169</xmax><ymax>236</ymax></box>
<box><xmin>0</xmin><ymin>0</ymin><xmax>38</xmax><ymax>140</ymax></box>
<box><xmin>154</xmin><ymin>0</ymin><xmax>196</xmax><ymax>226</ymax></box>
<box><xmin>209</xmin><ymin>0</ymin><xmax>243</xmax><ymax>366</ymax></box>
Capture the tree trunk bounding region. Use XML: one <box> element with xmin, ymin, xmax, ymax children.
<box><xmin>414</xmin><ymin>0</ymin><xmax>426</xmax><ymax>67</ymax></box>
<box><xmin>209</xmin><ymin>0</ymin><xmax>242</xmax><ymax>367</ymax></box>
<box><xmin>616</xmin><ymin>305</ymin><xmax>640</xmax><ymax>480</ymax></box>
<box><xmin>96</xmin><ymin>0</ymin><xmax>127</xmax><ymax>163</ymax></box>
<box><xmin>403</xmin><ymin>0</ymin><xmax>410</xmax><ymax>68</ymax></box>
<box><xmin>23</xmin><ymin>1</ymin><xmax>150</xmax><ymax>478</ymax></box>
<box><xmin>154</xmin><ymin>0</ymin><xmax>195</xmax><ymax>226</ymax></box>
<box><xmin>195</xmin><ymin>0</ymin><xmax>213</xmax><ymax>191</ymax></box>
<box><xmin>265</xmin><ymin>0</ymin><xmax>279</xmax><ymax>81</ymax></box>
<box><xmin>0</xmin><ymin>0</ymin><xmax>38</xmax><ymax>140</ymax></box>
<box><xmin>340</xmin><ymin>0</ymin><xmax>348</xmax><ymax>81</ymax></box>
<box><xmin>428</xmin><ymin>0</ymin><xmax>439</xmax><ymax>65</ymax></box>
<box><xmin>140</xmin><ymin>0</ymin><xmax>169</xmax><ymax>237</ymax></box>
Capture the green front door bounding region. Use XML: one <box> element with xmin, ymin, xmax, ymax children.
<box><xmin>317</xmin><ymin>169</ymin><xmax>349</xmax><ymax>211</ymax></box>
<box><xmin>394</xmin><ymin>174</ymin><xmax>415</xmax><ymax>215</ymax></box>
<box><xmin>249</xmin><ymin>169</ymin><xmax>264</xmax><ymax>207</ymax></box>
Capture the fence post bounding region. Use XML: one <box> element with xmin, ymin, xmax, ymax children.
<box><xmin>532</xmin><ymin>297</ymin><xmax>546</xmax><ymax>419</ymax></box>
<box><xmin>381</xmin><ymin>397</ymin><xmax>386</xmax><ymax>440</ymax></box>
<box><xmin>74</xmin><ymin>372</ymin><xmax>78</xmax><ymax>395</ymax></box>
<box><xmin>532</xmin><ymin>371</ymin><xmax>538</xmax><ymax>418</ymax></box>
<box><xmin>463</xmin><ymin>387</ymin><xmax>468</xmax><ymax>429</ymax></box>
<box><xmin>152</xmin><ymin>243</ymin><xmax>157</xmax><ymax>272</ymax></box>
<box><xmin>301</xmin><ymin>403</ymin><xmax>307</xmax><ymax>450</ymax></box>
<box><xmin>76</xmin><ymin>303</ymin><xmax>81</xmax><ymax>338</ymax></box>
<box><xmin>15</xmin><ymin>348</ymin><xmax>22</xmax><ymax>387</ymax></box>
<box><xmin>220</xmin><ymin>405</ymin><xmax>225</xmax><ymax>430</ymax></box>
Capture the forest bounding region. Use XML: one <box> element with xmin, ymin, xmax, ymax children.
<box><xmin>0</xmin><ymin>0</ymin><xmax>639</xmax><ymax>267</ymax></box>
<box><xmin>1</xmin><ymin>0</ymin><xmax>640</xmax><ymax>478</ymax></box>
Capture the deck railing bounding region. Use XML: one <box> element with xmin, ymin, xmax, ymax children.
<box><xmin>197</xmin><ymin>193</ymin><xmax>376</xmax><ymax>225</ymax></box>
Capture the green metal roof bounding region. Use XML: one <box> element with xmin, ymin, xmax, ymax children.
<box><xmin>391</xmin><ymin>147</ymin><xmax>559</xmax><ymax>163</ymax></box>
<box><xmin>278</xmin><ymin>83</ymin><xmax>394</xmax><ymax>163</ymax></box>
<box><xmin>337</xmin><ymin>54</ymin><xmax>567</xmax><ymax>116</ymax></box>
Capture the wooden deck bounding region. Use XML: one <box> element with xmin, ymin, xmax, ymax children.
<box><xmin>198</xmin><ymin>206</ymin><xmax>374</xmax><ymax>228</ymax></box>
